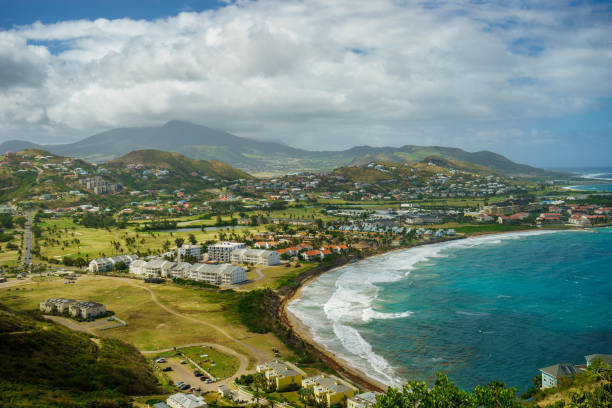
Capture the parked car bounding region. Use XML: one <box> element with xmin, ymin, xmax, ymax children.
<box><xmin>176</xmin><ymin>381</ymin><xmax>185</xmax><ymax>387</ymax></box>
<box><xmin>162</xmin><ymin>367</ymin><xmax>172</xmax><ymax>372</ymax></box>
<box><xmin>180</xmin><ymin>360</ymin><xmax>187</xmax><ymax>364</ymax></box>
<box><xmin>180</xmin><ymin>384</ymin><xmax>191</xmax><ymax>390</ymax></box>
<box><xmin>200</xmin><ymin>376</ymin><xmax>208</xmax><ymax>381</ymax></box>
<box><xmin>156</xmin><ymin>358</ymin><xmax>166</xmax><ymax>363</ymax></box>
<box><xmin>194</xmin><ymin>371</ymin><xmax>202</xmax><ymax>377</ymax></box>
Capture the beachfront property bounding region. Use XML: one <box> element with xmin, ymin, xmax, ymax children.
<box><xmin>347</xmin><ymin>392</ymin><xmax>380</xmax><ymax>408</ymax></box>
<box><xmin>39</xmin><ymin>297</ymin><xmax>76</xmax><ymax>314</ymax></box>
<box><xmin>207</xmin><ymin>241</ymin><xmax>246</xmax><ymax>262</ymax></box>
<box><xmin>178</xmin><ymin>244</ymin><xmax>202</xmax><ymax>261</ymax></box>
<box><xmin>302</xmin><ymin>374</ymin><xmax>356</xmax><ymax>407</ymax></box>
<box><xmin>539</xmin><ymin>363</ymin><xmax>578</xmax><ymax>389</ymax></box>
<box><xmin>256</xmin><ymin>360</ymin><xmax>303</xmax><ymax>391</ymax></box>
<box><xmin>230</xmin><ymin>248</ymin><xmax>280</xmax><ymax>266</ymax></box>
<box><xmin>88</xmin><ymin>254</ymin><xmax>139</xmax><ymax>273</ymax></box>
<box><xmin>166</xmin><ymin>392</ymin><xmax>207</xmax><ymax>408</ymax></box>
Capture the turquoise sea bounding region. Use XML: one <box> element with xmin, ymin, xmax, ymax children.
<box><xmin>287</xmin><ymin>229</ymin><xmax>612</xmax><ymax>391</ymax></box>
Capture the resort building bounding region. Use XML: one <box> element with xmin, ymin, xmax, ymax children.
<box><xmin>166</xmin><ymin>393</ymin><xmax>207</xmax><ymax>408</ymax></box>
<box><xmin>207</xmin><ymin>241</ymin><xmax>246</xmax><ymax>262</ymax></box>
<box><xmin>302</xmin><ymin>374</ymin><xmax>356</xmax><ymax>407</ymax></box>
<box><xmin>347</xmin><ymin>392</ymin><xmax>380</xmax><ymax>408</ymax></box>
<box><xmin>187</xmin><ymin>263</ymin><xmax>246</xmax><ymax>285</ymax></box>
<box><xmin>39</xmin><ymin>298</ymin><xmax>76</xmax><ymax>314</ymax></box>
<box><xmin>128</xmin><ymin>258</ymin><xmax>246</xmax><ymax>285</ymax></box>
<box><xmin>256</xmin><ymin>360</ymin><xmax>303</xmax><ymax>391</ymax></box>
<box><xmin>88</xmin><ymin>254</ymin><xmax>138</xmax><ymax>273</ymax></box>
<box><xmin>230</xmin><ymin>248</ymin><xmax>280</xmax><ymax>266</ymax></box>
<box><xmin>142</xmin><ymin>259</ymin><xmax>178</xmax><ymax>278</ymax></box>
<box><xmin>178</xmin><ymin>244</ymin><xmax>202</xmax><ymax>261</ymax></box>
<box><xmin>68</xmin><ymin>301</ymin><xmax>107</xmax><ymax>320</ymax></box>
<box><xmin>539</xmin><ymin>363</ymin><xmax>577</xmax><ymax>388</ymax></box>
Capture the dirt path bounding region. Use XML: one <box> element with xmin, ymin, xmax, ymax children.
<box><xmin>108</xmin><ymin>277</ymin><xmax>267</xmax><ymax>365</ymax></box>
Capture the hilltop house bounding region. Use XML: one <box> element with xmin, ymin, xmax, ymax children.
<box><xmin>539</xmin><ymin>363</ymin><xmax>578</xmax><ymax>389</ymax></box>
<box><xmin>585</xmin><ymin>354</ymin><xmax>612</xmax><ymax>367</ymax></box>
<box><xmin>256</xmin><ymin>360</ymin><xmax>303</xmax><ymax>391</ymax></box>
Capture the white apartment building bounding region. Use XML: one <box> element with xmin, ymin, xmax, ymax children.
<box><xmin>230</xmin><ymin>248</ymin><xmax>280</xmax><ymax>266</ymax></box>
<box><xmin>178</xmin><ymin>244</ymin><xmax>202</xmax><ymax>261</ymax></box>
<box><xmin>207</xmin><ymin>242</ymin><xmax>246</xmax><ymax>262</ymax></box>
<box><xmin>128</xmin><ymin>258</ymin><xmax>246</xmax><ymax>285</ymax></box>
<box><xmin>188</xmin><ymin>263</ymin><xmax>246</xmax><ymax>285</ymax></box>
<box><xmin>88</xmin><ymin>254</ymin><xmax>138</xmax><ymax>273</ymax></box>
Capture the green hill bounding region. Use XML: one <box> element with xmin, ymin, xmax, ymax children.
<box><xmin>0</xmin><ymin>307</ymin><xmax>162</xmax><ymax>407</ymax></box>
<box><xmin>0</xmin><ymin>121</ymin><xmax>560</xmax><ymax>177</ymax></box>
<box><xmin>106</xmin><ymin>149</ymin><xmax>252</xmax><ymax>180</ymax></box>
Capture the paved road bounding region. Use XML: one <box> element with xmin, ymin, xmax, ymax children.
<box><xmin>23</xmin><ymin>211</ymin><xmax>32</xmax><ymax>268</ymax></box>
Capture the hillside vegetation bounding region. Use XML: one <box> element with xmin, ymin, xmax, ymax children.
<box><xmin>0</xmin><ymin>307</ymin><xmax>162</xmax><ymax>407</ymax></box>
<box><xmin>106</xmin><ymin>149</ymin><xmax>252</xmax><ymax>180</ymax></box>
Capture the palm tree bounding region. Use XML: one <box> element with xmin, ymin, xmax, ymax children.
<box><xmin>253</xmin><ymin>372</ymin><xmax>266</xmax><ymax>406</ymax></box>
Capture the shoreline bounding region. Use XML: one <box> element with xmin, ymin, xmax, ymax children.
<box><xmin>279</xmin><ymin>226</ymin><xmax>598</xmax><ymax>392</ymax></box>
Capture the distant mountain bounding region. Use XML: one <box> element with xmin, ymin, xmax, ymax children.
<box><xmin>0</xmin><ymin>120</ymin><xmax>556</xmax><ymax>177</ymax></box>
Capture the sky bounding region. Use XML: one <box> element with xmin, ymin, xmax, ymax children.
<box><xmin>0</xmin><ymin>0</ymin><xmax>611</xmax><ymax>168</ymax></box>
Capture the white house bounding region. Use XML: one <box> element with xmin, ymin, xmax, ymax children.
<box><xmin>166</xmin><ymin>393</ymin><xmax>207</xmax><ymax>408</ymax></box>
<box><xmin>230</xmin><ymin>248</ymin><xmax>280</xmax><ymax>266</ymax></box>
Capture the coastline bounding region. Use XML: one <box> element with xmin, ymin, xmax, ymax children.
<box><xmin>279</xmin><ymin>227</ymin><xmax>582</xmax><ymax>392</ymax></box>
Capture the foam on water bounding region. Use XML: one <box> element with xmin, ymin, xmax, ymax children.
<box><xmin>288</xmin><ymin>229</ymin><xmax>562</xmax><ymax>387</ymax></box>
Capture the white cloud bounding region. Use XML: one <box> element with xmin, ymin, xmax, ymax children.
<box><xmin>0</xmin><ymin>0</ymin><xmax>611</xmax><ymax>164</ymax></box>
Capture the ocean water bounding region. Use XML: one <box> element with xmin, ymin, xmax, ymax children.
<box><xmin>288</xmin><ymin>229</ymin><xmax>612</xmax><ymax>391</ymax></box>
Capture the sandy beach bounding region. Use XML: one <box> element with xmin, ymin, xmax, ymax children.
<box><xmin>279</xmin><ymin>228</ymin><xmax>582</xmax><ymax>391</ymax></box>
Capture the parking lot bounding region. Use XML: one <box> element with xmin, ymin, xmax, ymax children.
<box><xmin>156</xmin><ymin>357</ymin><xmax>218</xmax><ymax>394</ymax></box>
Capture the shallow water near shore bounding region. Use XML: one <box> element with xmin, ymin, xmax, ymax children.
<box><xmin>288</xmin><ymin>228</ymin><xmax>612</xmax><ymax>391</ymax></box>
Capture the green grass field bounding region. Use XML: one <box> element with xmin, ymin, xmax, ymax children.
<box><xmin>0</xmin><ymin>275</ymin><xmax>293</xmax><ymax>363</ymax></box>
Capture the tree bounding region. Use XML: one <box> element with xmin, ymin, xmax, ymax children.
<box><xmin>253</xmin><ymin>372</ymin><xmax>267</xmax><ymax>406</ymax></box>
<box><xmin>174</xmin><ymin>237</ymin><xmax>184</xmax><ymax>248</ymax></box>
<box><xmin>188</xmin><ymin>233</ymin><xmax>197</xmax><ymax>245</ymax></box>
<box><xmin>372</xmin><ymin>373</ymin><xmax>520</xmax><ymax>408</ymax></box>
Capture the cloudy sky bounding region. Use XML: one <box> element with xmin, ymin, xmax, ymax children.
<box><xmin>1</xmin><ymin>0</ymin><xmax>611</xmax><ymax>167</ymax></box>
